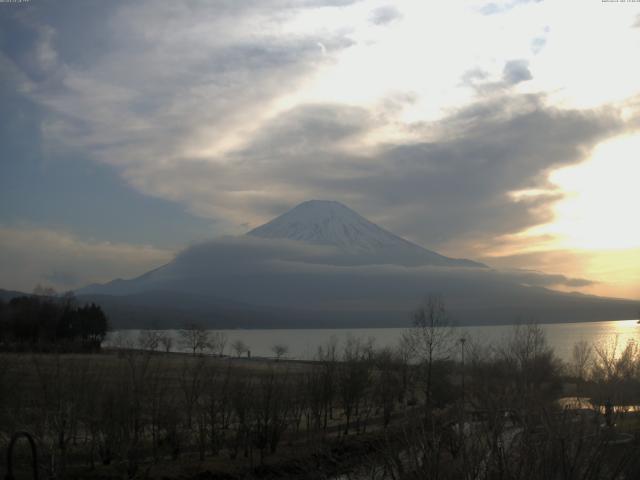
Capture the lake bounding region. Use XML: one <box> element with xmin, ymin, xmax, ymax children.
<box><xmin>106</xmin><ymin>318</ymin><xmax>640</xmax><ymax>362</ymax></box>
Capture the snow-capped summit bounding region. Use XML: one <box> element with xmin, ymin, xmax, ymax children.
<box><xmin>247</xmin><ymin>200</ymin><xmax>484</xmax><ymax>267</ymax></box>
<box><xmin>247</xmin><ymin>200</ymin><xmax>404</xmax><ymax>252</ymax></box>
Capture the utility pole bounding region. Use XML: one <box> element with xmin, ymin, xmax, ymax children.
<box><xmin>460</xmin><ymin>337</ymin><xmax>466</xmax><ymax>414</ymax></box>
<box><xmin>460</xmin><ymin>336</ymin><xmax>467</xmax><ymax>479</ymax></box>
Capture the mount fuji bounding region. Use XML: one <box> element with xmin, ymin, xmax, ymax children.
<box><xmin>76</xmin><ymin>200</ymin><xmax>639</xmax><ymax>328</ymax></box>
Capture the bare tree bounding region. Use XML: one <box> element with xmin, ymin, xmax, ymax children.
<box><xmin>231</xmin><ymin>339</ymin><xmax>248</xmax><ymax>358</ymax></box>
<box><xmin>372</xmin><ymin>347</ymin><xmax>400</xmax><ymax>428</ymax></box>
<box><xmin>201</xmin><ymin>364</ymin><xmax>233</xmax><ymax>456</ymax></box>
<box><xmin>497</xmin><ymin>322</ymin><xmax>561</xmax><ymax>429</ymax></box>
<box><xmin>338</xmin><ymin>336</ymin><xmax>371</xmax><ymax>435</ymax></box>
<box><xmin>315</xmin><ymin>337</ymin><xmax>339</xmax><ymax>430</ymax></box>
<box><xmin>137</xmin><ymin>330</ymin><xmax>160</xmax><ymax>352</ymax></box>
<box><xmin>209</xmin><ymin>331</ymin><xmax>228</xmax><ymax>357</ymax></box>
<box><xmin>158</xmin><ymin>332</ymin><xmax>174</xmax><ymax>353</ymax></box>
<box><xmin>571</xmin><ymin>339</ymin><xmax>593</xmax><ymax>398</ymax></box>
<box><xmin>271</xmin><ymin>343</ymin><xmax>289</xmax><ymax>360</ymax></box>
<box><xmin>592</xmin><ymin>335</ymin><xmax>619</xmax><ymax>383</ymax></box>
<box><xmin>591</xmin><ymin>335</ymin><xmax>640</xmax><ymax>407</ymax></box>
<box><xmin>572</xmin><ymin>340</ymin><xmax>593</xmax><ymax>379</ymax></box>
<box><xmin>504</xmin><ymin>322</ymin><xmax>552</xmax><ymax>371</ymax></box>
<box><xmin>32</xmin><ymin>354</ymin><xmax>92</xmax><ymax>478</ymax></box>
<box><xmin>179</xmin><ymin>356</ymin><xmax>207</xmax><ymax>431</ymax></box>
<box><xmin>405</xmin><ymin>294</ymin><xmax>455</xmax><ymax>410</ymax></box>
<box><xmin>249</xmin><ymin>367</ymin><xmax>292</xmax><ymax>463</ymax></box>
<box><xmin>179</xmin><ymin>323</ymin><xmax>210</xmax><ymax>356</ymax></box>
<box><xmin>395</xmin><ymin>334</ymin><xmax>416</xmax><ymax>406</ymax></box>
<box><xmin>112</xmin><ymin>330</ymin><xmax>135</xmax><ymax>351</ymax></box>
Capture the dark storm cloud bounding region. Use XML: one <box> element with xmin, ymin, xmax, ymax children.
<box><xmin>133</xmin><ymin>92</ymin><xmax>624</xmax><ymax>254</ymax></box>
<box><xmin>162</xmin><ymin>93</ymin><xmax>618</xmax><ymax>251</ymax></box>
<box><xmin>362</xmin><ymin>97</ymin><xmax>619</xmax><ymax>246</ymax></box>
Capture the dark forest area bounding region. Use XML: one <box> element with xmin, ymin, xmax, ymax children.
<box><xmin>0</xmin><ymin>290</ymin><xmax>108</xmax><ymax>352</ymax></box>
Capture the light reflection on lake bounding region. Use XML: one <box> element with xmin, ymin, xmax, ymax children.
<box><xmin>106</xmin><ymin>319</ymin><xmax>640</xmax><ymax>362</ymax></box>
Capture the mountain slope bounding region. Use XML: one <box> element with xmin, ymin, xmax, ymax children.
<box><xmin>75</xmin><ymin>200</ymin><xmax>639</xmax><ymax>328</ymax></box>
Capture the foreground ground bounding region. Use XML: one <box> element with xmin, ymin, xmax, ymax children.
<box><xmin>3</xmin><ymin>324</ymin><xmax>640</xmax><ymax>479</ymax></box>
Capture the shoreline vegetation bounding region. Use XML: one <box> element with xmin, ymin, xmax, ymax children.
<box><xmin>2</xmin><ymin>296</ymin><xmax>640</xmax><ymax>478</ymax></box>
<box><xmin>0</xmin><ymin>288</ymin><xmax>108</xmax><ymax>353</ymax></box>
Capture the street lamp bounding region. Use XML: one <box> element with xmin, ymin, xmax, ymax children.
<box><xmin>460</xmin><ymin>337</ymin><xmax>467</xmax><ymax>479</ymax></box>
<box><xmin>460</xmin><ymin>337</ymin><xmax>466</xmax><ymax>411</ymax></box>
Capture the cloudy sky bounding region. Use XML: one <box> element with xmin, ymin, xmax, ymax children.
<box><xmin>1</xmin><ymin>0</ymin><xmax>639</xmax><ymax>299</ymax></box>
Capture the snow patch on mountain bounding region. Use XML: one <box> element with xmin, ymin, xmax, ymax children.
<box><xmin>247</xmin><ymin>200</ymin><xmax>485</xmax><ymax>268</ymax></box>
<box><xmin>248</xmin><ymin>200</ymin><xmax>408</xmax><ymax>252</ymax></box>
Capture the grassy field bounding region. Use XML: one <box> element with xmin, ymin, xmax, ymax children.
<box><xmin>0</xmin><ymin>349</ymin><xmax>409</xmax><ymax>479</ymax></box>
<box><xmin>4</xmin><ymin>324</ymin><xmax>640</xmax><ymax>479</ymax></box>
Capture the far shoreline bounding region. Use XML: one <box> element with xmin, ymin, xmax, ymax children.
<box><xmin>107</xmin><ymin>317</ymin><xmax>639</xmax><ymax>331</ymax></box>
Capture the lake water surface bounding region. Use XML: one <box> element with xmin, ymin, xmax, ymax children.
<box><xmin>107</xmin><ymin>319</ymin><xmax>640</xmax><ymax>362</ymax></box>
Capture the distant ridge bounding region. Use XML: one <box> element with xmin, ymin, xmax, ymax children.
<box><xmin>0</xmin><ymin>288</ymin><xmax>28</xmax><ymax>302</ymax></box>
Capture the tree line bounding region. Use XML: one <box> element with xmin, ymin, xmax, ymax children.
<box><xmin>0</xmin><ymin>288</ymin><xmax>108</xmax><ymax>351</ymax></box>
